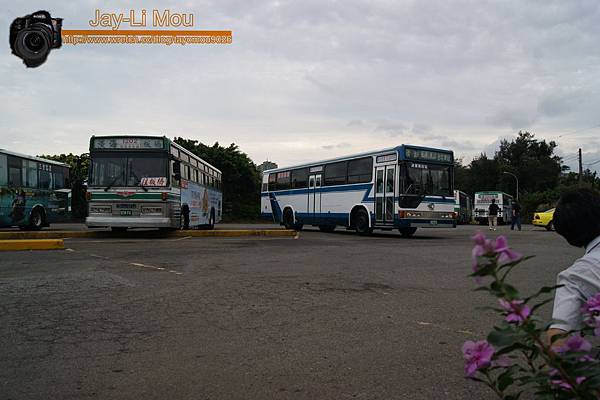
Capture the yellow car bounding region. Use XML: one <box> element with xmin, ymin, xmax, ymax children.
<box><xmin>533</xmin><ymin>208</ymin><xmax>555</xmax><ymax>231</ymax></box>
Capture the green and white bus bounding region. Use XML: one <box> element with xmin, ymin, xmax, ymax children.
<box><xmin>0</xmin><ymin>149</ymin><xmax>71</xmax><ymax>230</ymax></box>
<box><xmin>86</xmin><ymin>136</ymin><xmax>222</xmax><ymax>231</ymax></box>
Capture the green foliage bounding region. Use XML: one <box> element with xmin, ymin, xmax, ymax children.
<box><xmin>173</xmin><ymin>138</ymin><xmax>261</xmax><ymax>220</ymax></box>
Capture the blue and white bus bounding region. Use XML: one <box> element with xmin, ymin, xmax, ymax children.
<box><xmin>261</xmin><ymin>145</ymin><xmax>456</xmax><ymax>236</ymax></box>
<box><xmin>0</xmin><ymin>149</ymin><xmax>71</xmax><ymax>230</ymax></box>
<box><xmin>86</xmin><ymin>136</ymin><xmax>222</xmax><ymax>231</ymax></box>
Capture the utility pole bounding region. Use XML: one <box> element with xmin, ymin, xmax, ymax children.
<box><xmin>579</xmin><ymin>148</ymin><xmax>583</xmax><ymax>183</ymax></box>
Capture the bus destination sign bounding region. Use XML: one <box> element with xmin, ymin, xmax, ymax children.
<box><xmin>405</xmin><ymin>147</ymin><xmax>453</xmax><ymax>163</ymax></box>
<box><xmin>93</xmin><ymin>137</ymin><xmax>165</xmax><ymax>150</ymax></box>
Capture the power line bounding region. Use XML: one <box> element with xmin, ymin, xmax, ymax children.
<box><xmin>555</xmin><ymin>124</ymin><xmax>600</xmax><ymax>139</ymax></box>
<box><xmin>585</xmin><ymin>159</ymin><xmax>600</xmax><ymax>166</ymax></box>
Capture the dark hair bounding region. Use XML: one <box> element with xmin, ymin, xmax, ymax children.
<box><xmin>491</xmin><ymin>199</ymin><xmax>496</xmax><ymax>203</ymax></box>
<box><xmin>554</xmin><ymin>188</ymin><xmax>600</xmax><ymax>247</ymax></box>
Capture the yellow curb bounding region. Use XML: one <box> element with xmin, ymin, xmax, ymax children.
<box><xmin>0</xmin><ymin>229</ymin><xmax>297</xmax><ymax>240</ymax></box>
<box><xmin>0</xmin><ymin>239</ymin><xmax>64</xmax><ymax>251</ymax></box>
<box><xmin>172</xmin><ymin>229</ymin><xmax>297</xmax><ymax>238</ymax></box>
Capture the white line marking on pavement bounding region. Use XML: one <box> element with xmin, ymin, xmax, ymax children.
<box><xmin>416</xmin><ymin>321</ymin><xmax>473</xmax><ymax>336</ymax></box>
<box><xmin>171</xmin><ymin>236</ymin><xmax>191</xmax><ymax>241</ymax></box>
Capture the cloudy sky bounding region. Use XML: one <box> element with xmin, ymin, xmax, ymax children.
<box><xmin>1</xmin><ymin>0</ymin><xmax>599</xmax><ymax>172</ymax></box>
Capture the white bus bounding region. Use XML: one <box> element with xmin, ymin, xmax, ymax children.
<box><xmin>86</xmin><ymin>136</ymin><xmax>222</xmax><ymax>231</ymax></box>
<box><xmin>474</xmin><ymin>191</ymin><xmax>513</xmax><ymax>225</ymax></box>
<box><xmin>261</xmin><ymin>145</ymin><xmax>456</xmax><ymax>236</ymax></box>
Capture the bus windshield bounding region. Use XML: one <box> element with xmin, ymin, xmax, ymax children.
<box><xmin>402</xmin><ymin>162</ymin><xmax>452</xmax><ymax>197</ymax></box>
<box><xmin>90</xmin><ymin>152</ymin><xmax>168</xmax><ymax>187</ymax></box>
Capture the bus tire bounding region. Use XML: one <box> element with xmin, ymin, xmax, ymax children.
<box><xmin>28</xmin><ymin>207</ymin><xmax>45</xmax><ymax>231</ymax></box>
<box><xmin>353</xmin><ymin>209</ymin><xmax>372</xmax><ymax>235</ymax></box>
<box><xmin>399</xmin><ymin>227</ymin><xmax>417</xmax><ymax>237</ymax></box>
<box><xmin>283</xmin><ymin>208</ymin><xmax>302</xmax><ymax>231</ymax></box>
<box><xmin>318</xmin><ymin>225</ymin><xmax>336</xmax><ymax>233</ymax></box>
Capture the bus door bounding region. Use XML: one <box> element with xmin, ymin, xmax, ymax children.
<box><xmin>375</xmin><ymin>165</ymin><xmax>396</xmax><ymax>224</ymax></box>
<box><xmin>308</xmin><ymin>174</ymin><xmax>322</xmax><ymax>224</ymax></box>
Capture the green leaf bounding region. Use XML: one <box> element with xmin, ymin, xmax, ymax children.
<box><xmin>488</xmin><ymin>329</ymin><xmax>520</xmax><ymax>347</ymax></box>
<box><xmin>498</xmin><ymin>370</ymin><xmax>515</xmax><ymax>391</ymax></box>
<box><xmin>524</xmin><ymin>285</ymin><xmax>564</xmax><ymax>303</ymax></box>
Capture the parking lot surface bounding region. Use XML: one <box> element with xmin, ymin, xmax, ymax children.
<box><xmin>0</xmin><ymin>225</ymin><xmax>582</xmax><ymax>399</ymax></box>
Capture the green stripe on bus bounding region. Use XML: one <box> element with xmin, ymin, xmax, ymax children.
<box><xmin>90</xmin><ymin>193</ymin><xmax>178</xmax><ymax>200</ymax></box>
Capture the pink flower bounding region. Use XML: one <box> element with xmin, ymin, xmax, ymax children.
<box><xmin>557</xmin><ymin>334</ymin><xmax>592</xmax><ymax>354</ymax></box>
<box><xmin>582</xmin><ymin>293</ymin><xmax>600</xmax><ymax>315</ymax></box>
<box><xmin>550</xmin><ymin>370</ymin><xmax>586</xmax><ymax>391</ymax></box>
<box><xmin>494</xmin><ymin>236</ymin><xmax>522</xmax><ymax>264</ymax></box>
<box><xmin>499</xmin><ymin>299</ymin><xmax>531</xmax><ymax>324</ymax></box>
<box><xmin>462</xmin><ymin>340</ymin><xmax>495</xmax><ymax>377</ymax></box>
<box><xmin>471</xmin><ymin>231</ymin><xmax>495</xmax><ymax>275</ymax></box>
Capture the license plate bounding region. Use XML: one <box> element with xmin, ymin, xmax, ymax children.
<box><xmin>116</xmin><ymin>203</ymin><xmax>136</xmax><ymax>209</ymax></box>
<box><xmin>120</xmin><ymin>210</ymin><xmax>133</xmax><ymax>216</ymax></box>
<box><xmin>430</xmin><ymin>220</ymin><xmax>438</xmax><ymax>225</ymax></box>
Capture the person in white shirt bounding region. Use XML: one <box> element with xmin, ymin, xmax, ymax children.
<box><xmin>548</xmin><ymin>188</ymin><xmax>600</xmax><ymax>343</ymax></box>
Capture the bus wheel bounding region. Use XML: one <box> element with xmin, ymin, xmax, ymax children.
<box><xmin>399</xmin><ymin>227</ymin><xmax>417</xmax><ymax>237</ymax></box>
<box><xmin>354</xmin><ymin>209</ymin><xmax>372</xmax><ymax>235</ymax></box>
<box><xmin>318</xmin><ymin>225</ymin><xmax>336</xmax><ymax>233</ymax></box>
<box><xmin>28</xmin><ymin>208</ymin><xmax>45</xmax><ymax>231</ymax></box>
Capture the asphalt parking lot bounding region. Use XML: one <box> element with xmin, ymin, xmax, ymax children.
<box><xmin>0</xmin><ymin>224</ymin><xmax>583</xmax><ymax>400</ymax></box>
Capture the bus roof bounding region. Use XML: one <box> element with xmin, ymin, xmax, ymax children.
<box><xmin>89</xmin><ymin>135</ymin><xmax>222</xmax><ymax>174</ymax></box>
<box><xmin>0</xmin><ymin>148</ymin><xmax>70</xmax><ymax>168</ymax></box>
<box><xmin>263</xmin><ymin>144</ymin><xmax>453</xmax><ymax>174</ymax></box>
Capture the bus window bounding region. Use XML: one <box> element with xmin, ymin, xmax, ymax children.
<box><xmin>26</xmin><ymin>161</ymin><xmax>38</xmax><ymax>188</ymax></box>
<box><xmin>276</xmin><ymin>171</ymin><xmax>291</xmax><ymax>190</ymax></box>
<box><xmin>268</xmin><ymin>173</ymin><xmax>277</xmax><ymax>191</ymax></box>
<box><xmin>347</xmin><ymin>157</ymin><xmax>372</xmax><ymax>184</ymax></box>
<box><xmin>8</xmin><ymin>156</ymin><xmax>22</xmax><ymax>187</ymax></box>
<box><xmin>39</xmin><ymin>169</ymin><xmax>51</xmax><ymax>189</ymax></box>
<box><xmin>54</xmin><ymin>171</ymin><xmax>66</xmax><ymax>189</ymax></box>
<box><xmin>324</xmin><ymin>161</ymin><xmax>347</xmax><ymax>186</ymax></box>
<box><xmin>0</xmin><ymin>153</ymin><xmax>6</xmax><ymax>186</ymax></box>
<box><xmin>291</xmin><ymin>168</ymin><xmax>308</xmax><ymax>189</ymax></box>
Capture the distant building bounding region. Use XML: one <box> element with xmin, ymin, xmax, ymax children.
<box><xmin>257</xmin><ymin>160</ymin><xmax>278</xmax><ymax>173</ymax></box>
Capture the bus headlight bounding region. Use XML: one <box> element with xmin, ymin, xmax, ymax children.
<box><xmin>406</xmin><ymin>211</ymin><xmax>422</xmax><ymax>217</ymax></box>
<box><xmin>90</xmin><ymin>205</ymin><xmax>112</xmax><ymax>214</ymax></box>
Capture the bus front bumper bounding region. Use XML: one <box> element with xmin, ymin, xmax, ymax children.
<box><xmin>398</xmin><ymin>218</ymin><xmax>456</xmax><ymax>228</ymax></box>
<box><xmin>86</xmin><ymin>216</ymin><xmax>175</xmax><ymax>228</ymax></box>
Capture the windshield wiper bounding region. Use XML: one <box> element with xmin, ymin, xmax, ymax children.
<box><xmin>130</xmin><ymin>170</ymin><xmax>148</xmax><ymax>192</ymax></box>
<box><xmin>104</xmin><ymin>176</ymin><xmax>120</xmax><ymax>192</ymax></box>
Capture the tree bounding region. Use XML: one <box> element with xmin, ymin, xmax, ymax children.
<box><xmin>173</xmin><ymin>138</ymin><xmax>261</xmax><ymax>220</ymax></box>
<box><xmin>495</xmin><ymin>131</ymin><xmax>562</xmax><ymax>195</ymax></box>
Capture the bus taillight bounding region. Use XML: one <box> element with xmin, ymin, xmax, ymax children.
<box><xmin>85</xmin><ymin>191</ymin><xmax>91</xmax><ymax>201</ymax></box>
<box><xmin>161</xmin><ymin>192</ymin><xmax>168</xmax><ymax>201</ymax></box>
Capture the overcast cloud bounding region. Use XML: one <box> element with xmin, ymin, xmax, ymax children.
<box><xmin>1</xmin><ymin>0</ymin><xmax>599</xmax><ymax>172</ymax></box>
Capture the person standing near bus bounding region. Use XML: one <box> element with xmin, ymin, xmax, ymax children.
<box><xmin>488</xmin><ymin>198</ymin><xmax>500</xmax><ymax>231</ymax></box>
<box><xmin>511</xmin><ymin>200</ymin><xmax>522</xmax><ymax>231</ymax></box>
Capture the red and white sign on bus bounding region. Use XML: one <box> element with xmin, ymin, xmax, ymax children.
<box><xmin>140</xmin><ymin>177</ymin><xmax>167</xmax><ymax>186</ymax></box>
